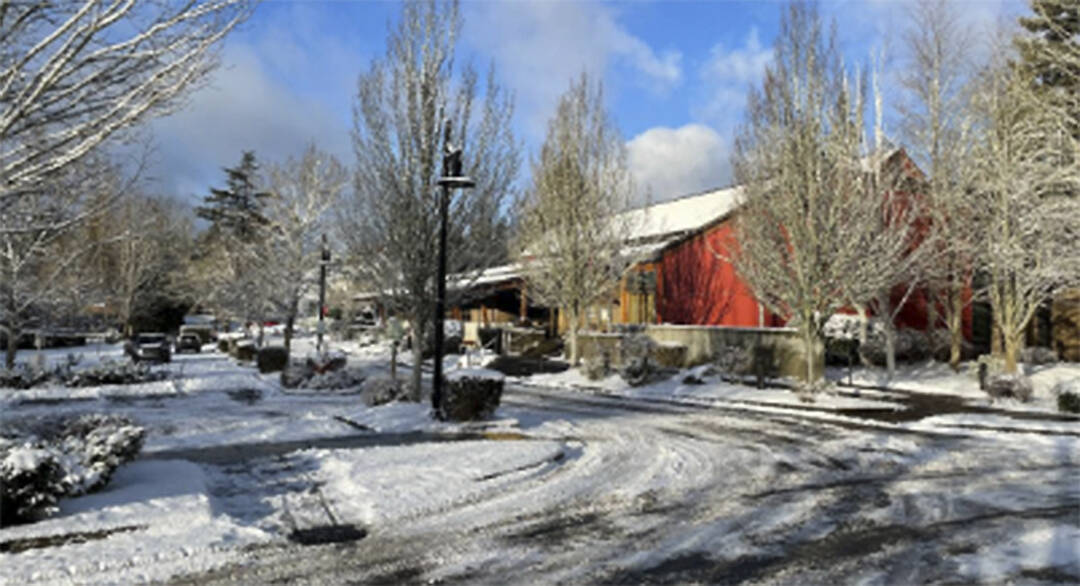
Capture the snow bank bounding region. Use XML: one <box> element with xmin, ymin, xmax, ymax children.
<box><xmin>0</xmin><ymin>460</ymin><xmax>271</xmax><ymax>585</ymax></box>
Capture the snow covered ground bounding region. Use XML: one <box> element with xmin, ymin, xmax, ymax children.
<box><xmin>2</xmin><ymin>338</ymin><xmax>1078</xmax><ymax>585</ymax></box>
<box><xmin>833</xmin><ymin>360</ymin><xmax>1080</xmax><ymax>413</ymax></box>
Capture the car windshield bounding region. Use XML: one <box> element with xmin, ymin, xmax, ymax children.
<box><xmin>137</xmin><ymin>334</ymin><xmax>165</xmax><ymax>344</ymax></box>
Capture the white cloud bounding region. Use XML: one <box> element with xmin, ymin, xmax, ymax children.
<box><xmin>464</xmin><ymin>2</ymin><xmax>682</xmax><ymax>139</ymax></box>
<box><xmin>145</xmin><ymin>43</ymin><xmax>351</xmax><ymax>204</ymax></box>
<box><xmin>626</xmin><ymin>124</ymin><xmax>730</xmax><ymax>203</ymax></box>
<box><xmin>693</xmin><ymin>28</ymin><xmax>772</xmax><ymax>134</ymax></box>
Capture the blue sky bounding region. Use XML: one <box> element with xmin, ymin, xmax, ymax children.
<box><xmin>146</xmin><ymin>0</ymin><xmax>1024</xmax><ymax>206</ymax></box>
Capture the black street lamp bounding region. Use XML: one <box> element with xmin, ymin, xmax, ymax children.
<box><xmin>317</xmin><ymin>233</ymin><xmax>330</xmax><ymax>354</ymax></box>
<box><xmin>433</xmin><ymin>119</ymin><xmax>475</xmax><ymax>418</ymax></box>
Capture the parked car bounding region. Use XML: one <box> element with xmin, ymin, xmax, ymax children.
<box><xmin>179</xmin><ymin>324</ymin><xmax>216</xmax><ymax>345</ymax></box>
<box><xmin>175</xmin><ymin>333</ymin><xmax>202</xmax><ymax>353</ymax></box>
<box><xmin>129</xmin><ymin>333</ymin><xmax>171</xmax><ymax>363</ymax></box>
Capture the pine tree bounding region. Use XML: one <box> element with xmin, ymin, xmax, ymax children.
<box><xmin>1015</xmin><ymin>0</ymin><xmax>1080</xmax><ymax>139</ymax></box>
<box><xmin>195</xmin><ymin>151</ymin><xmax>272</xmax><ymax>241</ymax></box>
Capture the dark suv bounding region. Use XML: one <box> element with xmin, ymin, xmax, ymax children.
<box><xmin>131</xmin><ymin>333</ymin><xmax>171</xmax><ymax>363</ymax></box>
<box><xmin>175</xmin><ymin>333</ymin><xmax>202</xmax><ymax>353</ymax></box>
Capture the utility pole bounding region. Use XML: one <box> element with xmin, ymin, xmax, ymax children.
<box><xmin>317</xmin><ymin>233</ymin><xmax>329</xmax><ymax>354</ymax></box>
<box><xmin>433</xmin><ymin>120</ymin><xmax>475</xmax><ymax>418</ymax></box>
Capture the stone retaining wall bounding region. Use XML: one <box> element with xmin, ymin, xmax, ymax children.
<box><xmin>576</xmin><ymin>325</ymin><xmax>822</xmax><ymax>381</ymax></box>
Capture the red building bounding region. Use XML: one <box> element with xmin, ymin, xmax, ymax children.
<box><xmin>461</xmin><ymin>149</ymin><xmax>974</xmax><ymax>341</ymax></box>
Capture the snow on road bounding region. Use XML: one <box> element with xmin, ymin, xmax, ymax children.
<box><xmin>2</xmin><ymin>339</ymin><xmax>1078</xmax><ymax>585</ymax></box>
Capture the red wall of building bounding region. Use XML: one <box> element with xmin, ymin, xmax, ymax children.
<box><xmin>655</xmin><ymin>218</ymin><xmax>972</xmax><ymax>338</ymax></box>
<box><xmin>656</xmin><ymin>220</ymin><xmax>775</xmax><ymax>326</ymax></box>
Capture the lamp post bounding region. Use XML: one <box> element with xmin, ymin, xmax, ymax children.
<box><xmin>317</xmin><ymin>233</ymin><xmax>330</xmax><ymax>354</ymax></box>
<box><xmin>433</xmin><ymin>120</ymin><xmax>475</xmax><ymax>418</ymax></box>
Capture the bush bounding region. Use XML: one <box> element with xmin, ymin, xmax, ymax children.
<box><xmin>619</xmin><ymin>333</ymin><xmax>657</xmax><ymax>387</ymax></box>
<box><xmin>1052</xmin><ymin>379</ymin><xmax>1080</xmax><ymax>414</ymax></box>
<box><xmin>439</xmin><ymin>370</ymin><xmax>504</xmax><ymax>421</ymax></box>
<box><xmin>54</xmin><ymin>414</ymin><xmax>145</xmax><ymax>494</ymax></box>
<box><xmin>0</xmin><ymin>363</ymin><xmax>51</xmax><ymax>389</ymax></box>
<box><xmin>257</xmin><ymin>346</ymin><xmax>289</xmax><ymax>373</ymax></box>
<box><xmin>857</xmin><ymin>326</ymin><xmax>934</xmax><ymax>366</ymax></box>
<box><xmin>986</xmin><ymin>374</ymin><xmax>1034</xmax><ymax>402</ymax></box>
<box><xmin>715</xmin><ymin>344</ymin><xmax>752</xmax><ymax>383</ymax></box>
<box><xmin>65</xmin><ymin>360</ymin><xmax>167</xmax><ymax>387</ymax></box>
<box><xmin>234</xmin><ymin>341</ymin><xmax>256</xmax><ymax>362</ymax></box>
<box><xmin>0</xmin><ymin>415</ymin><xmax>144</xmax><ymax>527</ymax></box>
<box><xmin>1021</xmin><ymin>346</ymin><xmax>1058</xmax><ymax>366</ymax></box>
<box><xmin>304</xmin><ymin>369</ymin><xmax>365</xmax><ymax>391</ymax></box>
<box><xmin>217</xmin><ymin>339</ymin><xmax>229</xmax><ymax>353</ymax></box>
<box><xmin>361</xmin><ymin>376</ymin><xmax>406</xmax><ymax>407</ymax></box>
<box><xmin>583</xmin><ymin>352</ymin><xmax>611</xmax><ymax>381</ymax></box>
<box><xmin>306</xmin><ymin>351</ymin><xmax>347</xmax><ymax>374</ymax></box>
<box><xmin>0</xmin><ymin>442</ymin><xmax>65</xmax><ymax>526</ymax></box>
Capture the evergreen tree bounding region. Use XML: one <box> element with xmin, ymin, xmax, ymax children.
<box><xmin>1015</xmin><ymin>0</ymin><xmax>1080</xmax><ymax>138</ymax></box>
<box><xmin>195</xmin><ymin>151</ymin><xmax>272</xmax><ymax>241</ymax></box>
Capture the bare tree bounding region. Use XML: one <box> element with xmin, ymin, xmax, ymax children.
<box><xmin>264</xmin><ymin>144</ymin><xmax>347</xmax><ymax>355</ymax></box>
<box><xmin>514</xmin><ymin>73</ymin><xmax>635</xmax><ymax>366</ymax></box>
<box><xmin>0</xmin><ymin>154</ymin><xmax>128</xmax><ymax>367</ymax></box>
<box><xmin>731</xmin><ymin>2</ymin><xmax>921</xmax><ymax>385</ymax></box>
<box><xmin>0</xmin><ymin>0</ymin><xmax>251</xmax><ymax>204</ymax></box>
<box><xmin>339</xmin><ymin>0</ymin><xmax>520</xmax><ymax>399</ymax></box>
<box><xmin>970</xmin><ymin>60</ymin><xmax>1080</xmax><ymax>374</ymax></box>
<box><xmin>106</xmin><ymin>194</ymin><xmax>192</xmax><ymax>336</ymax></box>
<box><xmin>897</xmin><ymin>0</ymin><xmax>981</xmax><ymax>370</ymax></box>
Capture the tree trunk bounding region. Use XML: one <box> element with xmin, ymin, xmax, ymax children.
<box><xmin>948</xmin><ymin>300</ymin><xmax>963</xmax><ymax>371</ymax></box>
<box><xmin>884</xmin><ymin>324</ymin><xmax>897</xmax><ymax>381</ymax></box>
<box><xmin>5</xmin><ymin>324</ymin><xmax>16</xmax><ymax>369</ymax></box>
<box><xmin>390</xmin><ymin>342</ymin><xmax>398</xmax><ymax>381</ymax></box>
<box><xmin>1003</xmin><ymin>333</ymin><xmax>1021</xmax><ymax>374</ymax></box>
<box><xmin>992</xmin><ymin>322</ymin><xmax>1003</xmax><ymax>357</ymax></box>
<box><xmin>284</xmin><ymin>310</ymin><xmax>296</xmax><ymax>356</ymax></box>
<box><xmin>853</xmin><ymin>304</ymin><xmax>871</xmax><ymax>366</ymax></box>
<box><xmin>409</xmin><ymin>319</ymin><xmax>424</xmax><ymax>402</ymax></box>
<box><xmin>567</xmin><ymin>305</ymin><xmax>581</xmax><ymax>366</ymax></box>
<box><xmin>802</xmin><ymin>324</ymin><xmax>816</xmax><ymax>385</ymax></box>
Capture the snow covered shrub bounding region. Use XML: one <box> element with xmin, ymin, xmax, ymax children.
<box><xmin>305</xmin><ymin>369</ymin><xmax>365</xmax><ymax>391</ymax></box>
<box><xmin>1052</xmin><ymin>379</ymin><xmax>1080</xmax><ymax>414</ymax></box>
<box><xmin>0</xmin><ymin>363</ymin><xmax>51</xmax><ymax>389</ymax></box>
<box><xmin>0</xmin><ymin>415</ymin><xmax>144</xmax><ymax>527</ymax></box>
<box><xmin>714</xmin><ymin>344</ymin><xmax>752</xmax><ymax>383</ymax></box>
<box><xmin>53</xmin><ymin>414</ymin><xmax>145</xmax><ymax>494</ymax></box>
<box><xmin>217</xmin><ymin>339</ymin><xmax>230</xmax><ymax>353</ymax></box>
<box><xmin>1021</xmin><ymin>346</ymin><xmax>1057</xmax><ymax>366</ymax></box>
<box><xmin>0</xmin><ymin>441</ymin><xmax>65</xmax><ymax>526</ymax></box>
<box><xmin>583</xmin><ymin>351</ymin><xmax>611</xmax><ymax>381</ymax></box>
<box><xmin>619</xmin><ymin>333</ymin><xmax>657</xmax><ymax>387</ymax></box>
<box><xmin>257</xmin><ymin>346</ymin><xmax>289</xmax><ymax>373</ymax></box>
<box><xmin>986</xmin><ymin>374</ymin><xmax>1034</xmax><ymax>402</ymax></box>
<box><xmin>306</xmin><ymin>350</ymin><xmax>347</xmax><ymax>374</ymax></box>
<box><xmin>439</xmin><ymin>369</ymin><xmax>504</xmax><ymax>421</ymax></box>
<box><xmin>234</xmin><ymin>340</ymin><xmax>256</xmax><ymax>362</ymax></box>
<box><xmin>361</xmin><ymin>376</ymin><xmax>406</xmax><ymax>407</ymax></box>
<box><xmin>65</xmin><ymin>360</ymin><xmax>167</xmax><ymax>387</ymax></box>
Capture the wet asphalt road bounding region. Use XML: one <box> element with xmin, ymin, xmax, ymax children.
<box><xmin>164</xmin><ymin>385</ymin><xmax>1080</xmax><ymax>585</ymax></box>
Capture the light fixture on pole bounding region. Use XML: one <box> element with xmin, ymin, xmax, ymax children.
<box><xmin>433</xmin><ymin>119</ymin><xmax>475</xmax><ymax>419</ymax></box>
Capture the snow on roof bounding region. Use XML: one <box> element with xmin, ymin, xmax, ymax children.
<box><xmin>443</xmin><ymin>185</ymin><xmax>746</xmax><ymax>291</ymax></box>
<box><xmin>615</xmin><ymin>185</ymin><xmax>744</xmax><ymax>243</ymax></box>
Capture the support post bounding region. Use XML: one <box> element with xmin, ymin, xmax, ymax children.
<box><xmin>317</xmin><ymin>234</ymin><xmax>329</xmax><ymax>354</ymax></box>
<box><xmin>433</xmin><ymin>179</ymin><xmax>450</xmax><ymax>417</ymax></box>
